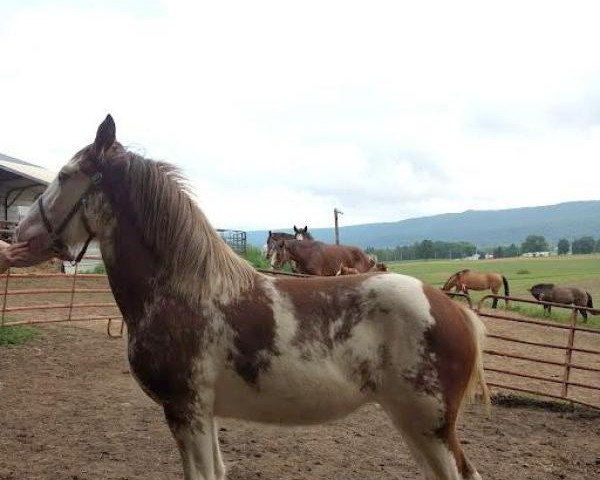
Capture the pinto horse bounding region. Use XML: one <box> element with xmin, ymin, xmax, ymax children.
<box><xmin>14</xmin><ymin>116</ymin><xmax>488</xmax><ymax>480</ymax></box>
<box><xmin>529</xmin><ymin>283</ymin><xmax>597</xmax><ymax>321</ymax></box>
<box><xmin>272</xmin><ymin>239</ymin><xmax>379</xmax><ymax>276</ymax></box>
<box><xmin>443</xmin><ymin>269</ymin><xmax>510</xmax><ymax>308</ymax></box>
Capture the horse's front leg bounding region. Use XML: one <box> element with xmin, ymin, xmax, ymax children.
<box><xmin>165</xmin><ymin>402</ymin><xmax>224</xmax><ymax>480</ymax></box>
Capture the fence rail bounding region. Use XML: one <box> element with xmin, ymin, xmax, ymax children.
<box><xmin>0</xmin><ymin>265</ymin><xmax>598</xmax><ymax>409</ymax></box>
<box><xmin>475</xmin><ymin>294</ymin><xmax>600</xmax><ymax>410</ymax></box>
<box><xmin>0</xmin><ymin>258</ymin><xmax>122</xmax><ymax>335</ymax></box>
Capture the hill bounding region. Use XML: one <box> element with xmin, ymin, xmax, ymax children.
<box><xmin>245</xmin><ymin>200</ymin><xmax>600</xmax><ymax>248</ymax></box>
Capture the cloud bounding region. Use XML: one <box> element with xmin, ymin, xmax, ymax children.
<box><xmin>2</xmin><ymin>1</ymin><xmax>600</xmax><ymax>231</ymax></box>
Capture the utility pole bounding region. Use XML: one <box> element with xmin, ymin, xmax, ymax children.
<box><xmin>334</xmin><ymin>208</ymin><xmax>343</xmax><ymax>244</ymax></box>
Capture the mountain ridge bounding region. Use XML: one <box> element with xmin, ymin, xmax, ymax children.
<box><xmin>245</xmin><ymin>200</ymin><xmax>600</xmax><ymax>249</ymax></box>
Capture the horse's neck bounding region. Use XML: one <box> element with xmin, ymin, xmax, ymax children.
<box><xmin>97</xmin><ymin>164</ymin><xmax>255</xmax><ymax>320</ymax></box>
<box><xmin>100</xmin><ymin>213</ymin><xmax>158</xmax><ymax>330</ymax></box>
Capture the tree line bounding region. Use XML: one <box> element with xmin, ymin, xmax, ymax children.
<box><xmin>365</xmin><ymin>234</ymin><xmax>600</xmax><ymax>261</ymax></box>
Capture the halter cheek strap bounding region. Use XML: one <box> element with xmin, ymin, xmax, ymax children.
<box><xmin>38</xmin><ymin>172</ymin><xmax>103</xmax><ymax>265</ymax></box>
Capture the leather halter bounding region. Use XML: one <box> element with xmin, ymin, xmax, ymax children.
<box><xmin>38</xmin><ymin>171</ymin><xmax>103</xmax><ymax>265</ymax></box>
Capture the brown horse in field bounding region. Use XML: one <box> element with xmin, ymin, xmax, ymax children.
<box><xmin>528</xmin><ymin>283</ymin><xmax>598</xmax><ymax>321</ymax></box>
<box><xmin>443</xmin><ymin>269</ymin><xmax>510</xmax><ymax>308</ymax></box>
<box><xmin>272</xmin><ymin>239</ymin><xmax>378</xmax><ymax>276</ymax></box>
<box><xmin>12</xmin><ymin>115</ymin><xmax>488</xmax><ymax>480</ymax></box>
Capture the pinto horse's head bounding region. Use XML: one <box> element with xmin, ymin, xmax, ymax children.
<box><xmin>14</xmin><ymin>115</ymin><xmax>117</xmax><ymax>267</ymax></box>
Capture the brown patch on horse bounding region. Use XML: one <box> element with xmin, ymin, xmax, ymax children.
<box><xmin>275</xmin><ymin>275</ymin><xmax>372</xmax><ymax>352</ymax></box>
<box><xmin>129</xmin><ymin>297</ymin><xmax>209</xmax><ymax>428</ymax></box>
<box><xmin>221</xmin><ymin>281</ymin><xmax>279</xmax><ymax>386</ymax></box>
<box><xmin>422</xmin><ymin>284</ymin><xmax>476</xmax><ymax>478</ymax></box>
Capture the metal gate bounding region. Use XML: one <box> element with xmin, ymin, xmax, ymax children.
<box><xmin>474</xmin><ymin>295</ymin><xmax>600</xmax><ymax>409</ymax></box>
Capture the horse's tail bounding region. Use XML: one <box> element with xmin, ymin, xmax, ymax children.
<box><xmin>501</xmin><ymin>275</ymin><xmax>510</xmax><ymax>306</ymax></box>
<box><xmin>587</xmin><ymin>293</ymin><xmax>600</xmax><ymax>315</ymax></box>
<box><xmin>461</xmin><ymin>307</ymin><xmax>491</xmax><ymax>415</ymax></box>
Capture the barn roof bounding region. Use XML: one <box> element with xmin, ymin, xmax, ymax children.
<box><xmin>0</xmin><ymin>152</ymin><xmax>55</xmax><ymax>185</ymax></box>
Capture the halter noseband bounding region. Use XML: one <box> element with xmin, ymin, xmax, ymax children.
<box><xmin>38</xmin><ymin>171</ymin><xmax>103</xmax><ymax>265</ymax></box>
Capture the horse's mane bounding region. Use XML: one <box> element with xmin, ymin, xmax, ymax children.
<box><xmin>108</xmin><ymin>148</ymin><xmax>255</xmax><ymax>304</ymax></box>
<box><xmin>442</xmin><ymin>269</ymin><xmax>470</xmax><ymax>290</ymax></box>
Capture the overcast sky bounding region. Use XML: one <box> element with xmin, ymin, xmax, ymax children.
<box><xmin>2</xmin><ymin>1</ymin><xmax>600</xmax><ymax>230</ymax></box>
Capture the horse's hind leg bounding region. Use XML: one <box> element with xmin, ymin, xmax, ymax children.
<box><xmin>579</xmin><ymin>308</ymin><xmax>588</xmax><ymax>322</ymax></box>
<box><xmin>491</xmin><ymin>287</ymin><xmax>499</xmax><ymax>309</ymax></box>
<box><xmin>380</xmin><ymin>394</ymin><xmax>480</xmax><ymax>480</ymax></box>
<box><xmin>165</xmin><ymin>404</ymin><xmax>220</xmax><ymax>480</ymax></box>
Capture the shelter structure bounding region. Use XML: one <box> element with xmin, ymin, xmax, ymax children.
<box><xmin>0</xmin><ymin>152</ymin><xmax>55</xmax><ymax>241</ymax></box>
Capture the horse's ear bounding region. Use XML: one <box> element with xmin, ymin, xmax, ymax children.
<box><xmin>293</xmin><ymin>225</ymin><xmax>298</xmax><ymax>233</ymax></box>
<box><xmin>94</xmin><ymin>114</ymin><xmax>116</xmax><ymax>157</ymax></box>
<box><xmin>303</xmin><ymin>226</ymin><xmax>308</xmax><ymax>232</ymax></box>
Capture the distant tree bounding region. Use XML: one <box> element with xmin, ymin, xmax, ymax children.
<box><xmin>521</xmin><ymin>235</ymin><xmax>549</xmax><ymax>253</ymax></box>
<box><xmin>416</xmin><ymin>239</ymin><xmax>435</xmax><ymax>259</ymax></box>
<box><xmin>505</xmin><ymin>243</ymin><xmax>519</xmax><ymax>257</ymax></box>
<box><xmin>596</xmin><ymin>238</ymin><xmax>600</xmax><ymax>253</ymax></box>
<box><xmin>572</xmin><ymin>236</ymin><xmax>595</xmax><ymax>254</ymax></box>
<box><xmin>557</xmin><ymin>238</ymin><xmax>570</xmax><ymax>255</ymax></box>
<box><xmin>493</xmin><ymin>246</ymin><xmax>505</xmax><ymax>258</ymax></box>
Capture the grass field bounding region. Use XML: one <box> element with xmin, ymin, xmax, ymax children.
<box><xmin>387</xmin><ymin>254</ymin><xmax>600</xmax><ymax>327</ymax></box>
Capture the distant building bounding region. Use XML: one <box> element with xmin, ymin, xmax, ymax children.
<box><xmin>521</xmin><ymin>251</ymin><xmax>551</xmax><ymax>258</ymax></box>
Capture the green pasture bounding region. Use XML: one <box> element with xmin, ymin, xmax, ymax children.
<box><xmin>387</xmin><ymin>254</ymin><xmax>600</xmax><ymax>327</ymax></box>
<box><xmin>0</xmin><ymin>325</ymin><xmax>37</xmax><ymax>347</ymax></box>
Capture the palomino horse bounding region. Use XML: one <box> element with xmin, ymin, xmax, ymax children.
<box><xmin>443</xmin><ymin>269</ymin><xmax>509</xmax><ymax>308</ymax></box>
<box><xmin>529</xmin><ymin>283</ymin><xmax>597</xmax><ymax>321</ymax></box>
<box><xmin>272</xmin><ymin>239</ymin><xmax>380</xmax><ymax>276</ymax></box>
<box><xmin>14</xmin><ymin>116</ymin><xmax>488</xmax><ymax>480</ymax></box>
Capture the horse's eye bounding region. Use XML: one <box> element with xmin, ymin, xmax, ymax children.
<box><xmin>58</xmin><ymin>171</ymin><xmax>69</xmax><ymax>184</ymax></box>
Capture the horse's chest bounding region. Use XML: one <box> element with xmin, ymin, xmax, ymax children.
<box><xmin>126</xmin><ymin>301</ymin><xmax>215</xmax><ymax>403</ymax></box>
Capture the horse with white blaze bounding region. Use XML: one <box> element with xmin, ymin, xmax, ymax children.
<box><xmin>13</xmin><ymin>115</ymin><xmax>489</xmax><ymax>480</ymax></box>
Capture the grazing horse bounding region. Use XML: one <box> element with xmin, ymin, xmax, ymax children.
<box><xmin>528</xmin><ymin>283</ymin><xmax>597</xmax><ymax>321</ymax></box>
<box><xmin>14</xmin><ymin>115</ymin><xmax>489</xmax><ymax>480</ymax></box>
<box><xmin>272</xmin><ymin>239</ymin><xmax>379</xmax><ymax>276</ymax></box>
<box><xmin>442</xmin><ymin>269</ymin><xmax>510</xmax><ymax>308</ymax></box>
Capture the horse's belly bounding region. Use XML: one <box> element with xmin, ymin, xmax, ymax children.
<box><xmin>214</xmin><ymin>359</ymin><xmax>370</xmax><ymax>425</ymax></box>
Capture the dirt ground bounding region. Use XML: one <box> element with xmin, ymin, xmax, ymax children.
<box><xmin>1</xmin><ymin>323</ymin><xmax>599</xmax><ymax>480</ymax></box>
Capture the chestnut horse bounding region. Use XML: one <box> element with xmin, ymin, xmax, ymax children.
<box><xmin>529</xmin><ymin>283</ymin><xmax>597</xmax><ymax>321</ymax></box>
<box><xmin>14</xmin><ymin>116</ymin><xmax>488</xmax><ymax>480</ymax></box>
<box><xmin>265</xmin><ymin>226</ymin><xmax>313</xmax><ymax>270</ymax></box>
<box><xmin>272</xmin><ymin>239</ymin><xmax>379</xmax><ymax>276</ymax></box>
<box><xmin>442</xmin><ymin>269</ymin><xmax>510</xmax><ymax>308</ymax></box>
